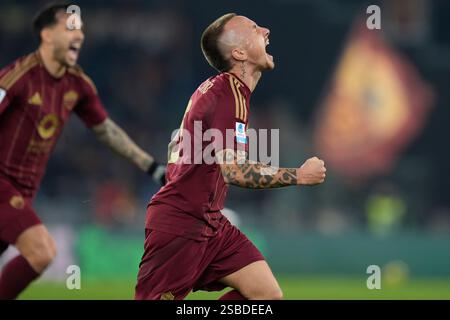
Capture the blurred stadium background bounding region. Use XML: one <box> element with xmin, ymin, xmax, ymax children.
<box><xmin>1</xmin><ymin>0</ymin><xmax>450</xmax><ymax>299</ymax></box>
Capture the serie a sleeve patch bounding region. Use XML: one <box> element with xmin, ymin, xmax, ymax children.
<box><xmin>235</xmin><ymin>122</ymin><xmax>247</xmax><ymax>144</ymax></box>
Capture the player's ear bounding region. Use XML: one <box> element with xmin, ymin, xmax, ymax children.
<box><xmin>40</xmin><ymin>28</ymin><xmax>53</xmax><ymax>44</ymax></box>
<box><xmin>231</xmin><ymin>48</ymin><xmax>247</xmax><ymax>62</ymax></box>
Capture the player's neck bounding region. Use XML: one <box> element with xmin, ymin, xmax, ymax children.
<box><xmin>229</xmin><ymin>65</ymin><xmax>261</xmax><ymax>92</ymax></box>
<box><xmin>38</xmin><ymin>47</ymin><xmax>66</xmax><ymax>78</ymax></box>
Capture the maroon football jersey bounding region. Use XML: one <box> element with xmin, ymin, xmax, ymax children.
<box><xmin>0</xmin><ymin>52</ymin><xmax>108</xmax><ymax>199</ymax></box>
<box><xmin>147</xmin><ymin>72</ymin><xmax>251</xmax><ymax>240</ymax></box>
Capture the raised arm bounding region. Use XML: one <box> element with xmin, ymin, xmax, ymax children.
<box><xmin>217</xmin><ymin>149</ymin><xmax>326</xmax><ymax>189</ymax></box>
<box><xmin>91</xmin><ymin>118</ymin><xmax>166</xmax><ymax>184</ymax></box>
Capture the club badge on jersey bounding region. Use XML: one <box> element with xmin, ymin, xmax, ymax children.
<box><xmin>0</xmin><ymin>88</ymin><xmax>6</xmax><ymax>104</ymax></box>
<box><xmin>235</xmin><ymin>122</ymin><xmax>247</xmax><ymax>144</ymax></box>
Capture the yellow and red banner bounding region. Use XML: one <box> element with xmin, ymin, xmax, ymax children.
<box><xmin>314</xmin><ymin>20</ymin><xmax>434</xmax><ymax>181</ymax></box>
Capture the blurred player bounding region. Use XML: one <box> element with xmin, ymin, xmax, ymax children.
<box><xmin>0</xmin><ymin>3</ymin><xmax>166</xmax><ymax>299</ymax></box>
<box><xmin>135</xmin><ymin>13</ymin><xmax>326</xmax><ymax>300</ymax></box>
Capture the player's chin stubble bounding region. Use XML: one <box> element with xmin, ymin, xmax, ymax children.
<box><xmin>54</xmin><ymin>47</ymin><xmax>73</xmax><ymax>67</ymax></box>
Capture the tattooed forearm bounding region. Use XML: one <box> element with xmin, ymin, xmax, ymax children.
<box><xmin>222</xmin><ymin>162</ymin><xmax>297</xmax><ymax>188</ymax></box>
<box><xmin>217</xmin><ymin>149</ymin><xmax>298</xmax><ymax>189</ymax></box>
<box><xmin>92</xmin><ymin>118</ymin><xmax>154</xmax><ymax>172</ymax></box>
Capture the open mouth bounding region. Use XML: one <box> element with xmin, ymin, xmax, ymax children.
<box><xmin>68</xmin><ymin>42</ymin><xmax>81</xmax><ymax>55</ymax></box>
<box><xmin>67</xmin><ymin>42</ymin><xmax>81</xmax><ymax>62</ymax></box>
<box><xmin>265</xmin><ymin>38</ymin><xmax>273</xmax><ymax>59</ymax></box>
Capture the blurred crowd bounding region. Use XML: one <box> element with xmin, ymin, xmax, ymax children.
<box><xmin>1</xmin><ymin>0</ymin><xmax>449</xmax><ymax>234</ymax></box>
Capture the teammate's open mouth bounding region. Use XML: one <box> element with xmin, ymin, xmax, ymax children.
<box><xmin>67</xmin><ymin>42</ymin><xmax>81</xmax><ymax>61</ymax></box>
<box><xmin>69</xmin><ymin>43</ymin><xmax>81</xmax><ymax>54</ymax></box>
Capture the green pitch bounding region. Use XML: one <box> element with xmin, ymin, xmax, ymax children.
<box><xmin>18</xmin><ymin>276</ymin><xmax>450</xmax><ymax>300</ymax></box>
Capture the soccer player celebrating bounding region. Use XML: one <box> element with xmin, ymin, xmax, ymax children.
<box><xmin>135</xmin><ymin>14</ymin><xmax>326</xmax><ymax>300</ymax></box>
<box><xmin>0</xmin><ymin>3</ymin><xmax>166</xmax><ymax>299</ymax></box>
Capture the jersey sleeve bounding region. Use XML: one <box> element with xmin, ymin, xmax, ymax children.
<box><xmin>207</xmin><ymin>79</ymin><xmax>248</xmax><ymax>156</ymax></box>
<box><xmin>73</xmin><ymin>72</ymin><xmax>108</xmax><ymax>128</ymax></box>
<box><xmin>0</xmin><ymin>66</ymin><xmax>17</xmax><ymax>115</ymax></box>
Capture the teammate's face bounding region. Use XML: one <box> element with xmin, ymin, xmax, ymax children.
<box><xmin>225</xmin><ymin>16</ymin><xmax>274</xmax><ymax>71</ymax></box>
<box><xmin>47</xmin><ymin>12</ymin><xmax>84</xmax><ymax>67</ymax></box>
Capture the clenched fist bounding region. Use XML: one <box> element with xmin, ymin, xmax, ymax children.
<box><xmin>297</xmin><ymin>157</ymin><xmax>326</xmax><ymax>186</ymax></box>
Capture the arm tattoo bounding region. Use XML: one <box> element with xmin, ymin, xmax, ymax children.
<box><xmin>92</xmin><ymin>118</ymin><xmax>154</xmax><ymax>172</ymax></box>
<box><xmin>218</xmin><ymin>149</ymin><xmax>297</xmax><ymax>189</ymax></box>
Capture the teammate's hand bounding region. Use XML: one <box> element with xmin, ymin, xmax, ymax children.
<box><xmin>147</xmin><ymin>161</ymin><xmax>167</xmax><ymax>186</ymax></box>
<box><xmin>297</xmin><ymin>157</ymin><xmax>326</xmax><ymax>186</ymax></box>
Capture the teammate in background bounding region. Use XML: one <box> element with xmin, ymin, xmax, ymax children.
<box><xmin>135</xmin><ymin>13</ymin><xmax>326</xmax><ymax>300</ymax></box>
<box><xmin>0</xmin><ymin>3</ymin><xmax>165</xmax><ymax>299</ymax></box>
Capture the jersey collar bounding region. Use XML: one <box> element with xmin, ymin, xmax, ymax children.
<box><xmin>225</xmin><ymin>72</ymin><xmax>251</xmax><ymax>97</ymax></box>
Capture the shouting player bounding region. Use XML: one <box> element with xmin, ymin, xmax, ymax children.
<box><xmin>0</xmin><ymin>3</ymin><xmax>166</xmax><ymax>299</ymax></box>
<box><xmin>135</xmin><ymin>14</ymin><xmax>326</xmax><ymax>300</ymax></box>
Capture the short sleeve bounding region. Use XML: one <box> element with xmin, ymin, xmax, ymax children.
<box><xmin>208</xmin><ymin>81</ymin><xmax>248</xmax><ymax>156</ymax></box>
<box><xmin>73</xmin><ymin>72</ymin><xmax>108</xmax><ymax>127</ymax></box>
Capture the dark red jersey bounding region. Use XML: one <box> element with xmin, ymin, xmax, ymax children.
<box><xmin>0</xmin><ymin>52</ymin><xmax>108</xmax><ymax>199</ymax></box>
<box><xmin>146</xmin><ymin>72</ymin><xmax>251</xmax><ymax>240</ymax></box>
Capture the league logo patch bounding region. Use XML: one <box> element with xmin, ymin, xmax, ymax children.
<box><xmin>0</xmin><ymin>88</ymin><xmax>6</xmax><ymax>104</ymax></box>
<box><xmin>235</xmin><ymin>122</ymin><xmax>247</xmax><ymax>144</ymax></box>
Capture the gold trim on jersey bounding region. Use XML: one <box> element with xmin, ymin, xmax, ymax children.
<box><xmin>229</xmin><ymin>76</ymin><xmax>240</xmax><ymax>119</ymax></box>
<box><xmin>0</xmin><ymin>54</ymin><xmax>38</xmax><ymax>90</ymax></box>
<box><xmin>68</xmin><ymin>67</ymin><xmax>98</xmax><ymax>94</ymax></box>
<box><xmin>198</xmin><ymin>79</ymin><xmax>214</xmax><ymax>94</ymax></box>
<box><xmin>234</xmin><ymin>78</ymin><xmax>248</xmax><ymax>122</ymax></box>
<box><xmin>228</xmin><ymin>75</ymin><xmax>247</xmax><ymax>122</ymax></box>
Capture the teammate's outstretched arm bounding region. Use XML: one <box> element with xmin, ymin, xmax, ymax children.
<box><xmin>216</xmin><ymin>149</ymin><xmax>326</xmax><ymax>189</ymax></box>
<box><xmin>92</xmin><ymin>118</ymin><xmax>166</xmax><ymax>185</ymax></box>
